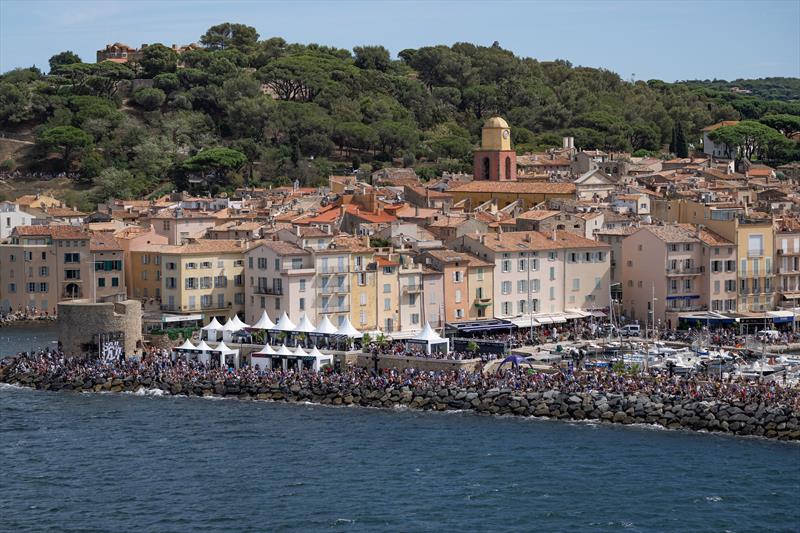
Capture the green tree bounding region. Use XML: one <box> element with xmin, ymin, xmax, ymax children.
<box><xmin>37</xmin><ymin>126</ymin><xmax>93</xmax><ymax>170</ymax></box>
<box><xmin>48</xmin><ymin>51</ymin><xmax>82</xmax><ymax>71</ymax></box>
<box><xmin>181</xmin><ymin>147</ymin><xmax>247</xmax><ymax>188</ymax></box>
<box><xmin>200</xmin><ymin>23</ymin><xmax>259</xmax><ymax>52</ymax></box>
<box><xmin>0</xmin><ymin>82</ymin><xmax>33</xmax><ymax>123</ymax></box>
<box><xmin>139</xmin><ymin>43</ymin><xmax>178</xmax><ymax>78</ymax></box>
<box><xmin>153</xmin><ymin>73</ymin><xmax>180</xmax><ymax>93</ymax></box>
<box><xmin>758</xmin><ymin>114</ymin><xmax>800</xmax><ymax>138</ymax></box>
<box><xmin>353</xmin><ymin>45</ymin><xmax>391</xmax><ymax>71</ymax></box>
<box><xmin>709</xmin><ymin>120</ymin><xmax>787</xmax><ymax>161</ymax></box>
<box><xmin>134</xmin><ymin>88</ymin><xmax>167</xmax><ymax>110</ymax></box>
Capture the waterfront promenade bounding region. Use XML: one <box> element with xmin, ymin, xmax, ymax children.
<box><xmin>2</xmin><ymin>349</ymin><xmax>799</xmax><ymax>440</ymax></box>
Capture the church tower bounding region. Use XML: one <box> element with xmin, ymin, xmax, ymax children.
<box><xmin>473</xmin><ymin>116</ymin><xmax>517</xmax><ymax>181</ymax></box>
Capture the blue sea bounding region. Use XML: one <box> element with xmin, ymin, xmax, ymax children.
<box><xmin>1</xmin><ymin>325</ymin><xmax>799</xmax><ymax>532</ymax></box>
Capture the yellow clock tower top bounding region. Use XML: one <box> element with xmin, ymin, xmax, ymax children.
<box><xmin>480</xmin><ymin>116</ymin><xmax>511</xmax><ymax>151</ymax></box>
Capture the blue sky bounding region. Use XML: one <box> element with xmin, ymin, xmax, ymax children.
<box><xmin>1</xmin><ymin>0</ymin><xmax>798</xmax><ymax>81</ymax></box>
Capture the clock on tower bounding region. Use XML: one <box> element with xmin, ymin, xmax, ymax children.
<box><xmin>473</xmin><ymin>116</ymin><xmax>517</xmax><ymax>181</ymax></box>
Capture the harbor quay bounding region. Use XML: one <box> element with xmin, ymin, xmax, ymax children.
<box><xmin>2</xmin><ymin>351</ymin><xmax>798</xmax><ymax>441</ymax></box>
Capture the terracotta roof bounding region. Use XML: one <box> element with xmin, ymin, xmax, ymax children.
<box><xmin>90</xmin><ymin>234</ymin><xmax>122</xmax><ymax>251</ymax></box>
<box><xmin>375</xmin><ymin>257</ymin><xmax>400</xmax><ymax>267</ymax></box>
<box><xmin>256</xmin><ymin>240</ymin><xmax>310</xmax><ymax>256</ymax></box>
<box><xmin>697</xmin><ymin>227</ymin><xmax>733</xmax><ymax>246</ymax></box>
<box><xmin>161</xmin><ymin>239</ymin><xmax>258</xmax><ymax>255</ymax></box>
<box><xmin>13</xmin><ymin>225</ymin><xmax>87</xmax><ymax>239</ymax></box>
<box><xmin>424</xmin><ymin>249</ymin><xmax>493</xmax><ymax>267</ymax></box>
<box><xmin>516</xmin><ymin>209</ymin><xmax>560</xmax><ymax>221</ymax></box>
<box><xmin>448</xmin><ymin>182</ymin><xmax>576</xmax><ymax>195</ymax></box>
<box><xmin>466</xmin><ymin>230</ymin><xmax>608</xmax><ymax>252</ymax></box>
<box><xmin>344</xmin><ymin>204</ymin><xmax>397</xmax><ymax>224</ymax></box>
<box><xmin>638</xmin><ymin>224</ymin><xmax>699</xmax><ymax>244</ymax></box>
<box><xmin>702</xmin><ymin>121</ymin><xmax>739</xmax><ymax>132</ymax></box>
<box><xmin>43</xmin><ymin>207</ymin><xmax>86</xmax><ymax>217</ymax></box>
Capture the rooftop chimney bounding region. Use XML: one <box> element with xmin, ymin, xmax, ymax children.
<box><xmin>551</xmin><ymin>229</ymin><xmax>557</xmax><ymax>241</ymax></box>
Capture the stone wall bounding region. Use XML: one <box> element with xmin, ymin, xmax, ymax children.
<box><xmin>58</xmin><ymin>300</ymin><xmax>142</xmax><ymax>358</ymax></box>
<box><xmin>2</xmin><ymin>361</ymin><xmax>796</xmax><ymax>441</ymax></box>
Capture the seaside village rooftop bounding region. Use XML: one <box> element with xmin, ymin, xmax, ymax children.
<box><xmin>2</xmin><ymin>117</ymin><xmax>800</xmax><ymax>376</ymax></box>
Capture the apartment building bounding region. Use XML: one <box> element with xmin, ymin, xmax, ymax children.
<box><xmin>775</xmin><ymin>222</ymin><xmax>800</xmax><ymax>310</ymax></box>
<box><xmin>420</xmin><ymin>249</ymin><xmax>494</xmax><ymax>323</ymax></box>
<box><xmin>145</xmin><ymin>209</ymin><xmax>218</xmax><ymax>245</ymax></box>
<box><xmin>350</xmin><ymin>247</ymin><xmax>377</xmax><ymax>330</ymax></box>
<box><xmin>0</xmin><ymin>226</ymin><xmax>93</xmax><ymax>313</ymax></box>
<box><xmin>372</xmin><ymin>251</ymin><xmax>425</xmax><ymax>333</ymax></box>
<box><xmin>89</xmin><ymin>233</ymin><xmax>127</xmax><ymax>303</ymax></box>
<box><xmin>621</xmin><ymin>224</ymin><xmax>737</xmax><ymax>328</ymax></box>
<box><xmin>0</xmin><ymin>201</ymin><xmax>35</xmax><ymax>239</ymax></box>
<box><xmin>458</xmin><ymin>231</ymin><xmax>610</xmax><ymax>324</ymax></box>
<box><xmin>159</xmin><ymin>240</ymin><xmax>253</xmax><ymax>318</ymax></box>
<box><xmin>114</xmin><ymin>226</ymin><xmax>169</xmax><ymax>300</ymax></box>
<box><xmin>243</xmin><ymin>240</ymin><xmax>315</xmax><ymax>325</ymax></box>
<box><xmin>313</xmin><ymin>236</ymin><xmax>371</xmax><ymax>328</ymax></box>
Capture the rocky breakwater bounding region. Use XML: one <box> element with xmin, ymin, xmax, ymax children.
<box><xmin>2</xmin><ymin>363</ymin><xmax>798</xmax><ymax>441</ymax></box>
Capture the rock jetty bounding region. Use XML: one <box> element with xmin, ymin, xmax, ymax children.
<box><xmin>2</xmin><ymin>359</ymin><xmax>797</xmax><ymax>441</ymax></box>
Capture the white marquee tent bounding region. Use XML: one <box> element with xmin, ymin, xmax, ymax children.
<box><xmin>408</xmin><ymin>321</ymin><xmax>449</xmax><ymax>355</ymax></box>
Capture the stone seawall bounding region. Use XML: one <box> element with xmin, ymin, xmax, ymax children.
<box><xmin>2</xmin><ymin>364</ymin><xmax>797</xmax><ymax>441</ymax></box>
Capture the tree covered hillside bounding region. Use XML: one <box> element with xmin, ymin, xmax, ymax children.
<box><xmin>0</xmin><ymin>22</ymin><xmax>798</xmax><ymax>207</ymax></box>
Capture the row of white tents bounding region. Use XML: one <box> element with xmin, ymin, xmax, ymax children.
<box><xmin>174</xmin><ymin>339</ymin><xmax>240</xmax><ymax>368</ymax></box>
<box><xmin>200</xmin><ymin>311</ymin><xmax>362</xmax><ymax>342</ymax></box>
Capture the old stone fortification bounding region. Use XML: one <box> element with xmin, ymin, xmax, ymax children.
<box><xmin>2</xmin><ymin>362</ymin><xmax>797</xmax><ymax>441</ymax></box>
<box><xmin>57</xmin><ymin>300</ymin><xmax>142</xmax><ymax>357</ymax></box>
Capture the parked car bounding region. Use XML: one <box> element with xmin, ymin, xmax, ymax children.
<box><xmin>620</xmin><ymin>324</ymin><xmax>641</xmax><ymax>337</ymax></box>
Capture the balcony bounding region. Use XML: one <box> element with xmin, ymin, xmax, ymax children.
<box><xmin>474</xmin><ymin>297</ymin><xmax>492</xmax><ymax>308</ymax></box>
<box><xmin>254</xmin><ymin>285</ymin><xmax>283</xmax><ymax>295</ymax></box>
<box><xmin>318</xmin><ymin>265</ymin><xmax>348</xmax><ymax>274</ymax></box>
<box><xmin>319</xmin><ymin>284</ymin><xmax>350</xmax><ymax>294</ymax></box>
<box><xmin>747</xmin><ymin>248</ymin><xmax>764</xmax><ymax>258</ymax></box>
<box><xmin>280</xmin><ymin>267</ymin><xmax>315</xmax><ymax>276</ymax></box>
<box><xmin>161</xmin><ymin>302</ymin><xmax>232</xmax><ymax>312</ymax></box>
<box><xmin>403</xmin><ymin>284</ymin><xmax>423</xmax><ymax>294</ymax></box>
<box><xmin>320</xmin><ymin>303</ymin><xmax>349</xmax><ymax>313</ymax></box>
<box><xmin>666</xmin><ymin>267</ymin><xmax>703</xmax><ymax>276</ymax></box>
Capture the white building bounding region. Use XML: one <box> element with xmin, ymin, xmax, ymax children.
<box><xmin>0</xmin><ymin>202</ymin><xmax>34</xmax><ymax>239</ymax></box>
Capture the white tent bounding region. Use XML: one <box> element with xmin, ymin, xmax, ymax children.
<box><xmin>409</xmin><ymin>321</ymin><xmax>450</xmax><ymax>355</ymax></box>
<box><xmin>195</xmin><ymin>339</ymin><xmax>212</xmax><ymax>352</ymax></box>
<box><xmin>230</xmin><ymin>314</ymin><xmax>250</xmax><ymax>329</ymax></box>
<box><xmin>274</xmin><ymin>344</ymin><xmax>292</xmax><ymax>356</ymax></box>
<box><xmin>177</xmin><ymin>339</ymin><xmax>195</xmax><ymax>350</ymax></box>
<box><xmin>213</xmin><ymin>341</ymin><xmax>239</xmax><ymax>369</ymax></box>
<box><xmin>254</xmin><ymin>343</ymin><xmax>276</xmax><ymax>355</ymax></box>
<box><xmin>251</xmin><ymin>310</ymin><xmax>275</xmax><ymax>330</ymax></box>
<box><xmin>295</xmin><ymin>313</ymin><xmax>316</xmax><ymax>333</ymax></box>
<box><xmin>335</xmin><ymin>316</ymin><xmax>362</xmax><ymax>338</ymax></box>
<box><xmin>195</xmin><ymin>339</ymin><xmax>212</xmax><ymax>364</ymax></box>
<box><xmin>201</xmin><ymin>317</ymin><xmax>223</xmax><ymax>341</ymax></box>
<box><xmin>274</xmin><ymin>312</ymin><xmax>297</xmax><ymax>332</ymax></box>
<box><xmin>309</xmin><ymin>345</ymin><xmax>334</xmax><ymax>371</ymax></box>
<box><xmin>314</xmin><ymin>315</ymin><xmax>338</xmax><ymax>335</ymax></box>
<box><xmin>293</xmin><ymin>345</ymin><xmax>308</xmax><ymax>356</ymax></box>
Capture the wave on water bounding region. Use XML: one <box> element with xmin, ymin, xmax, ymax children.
<box><xmin>0</xmin><ymin>382</ymin><xmax>27</xmax><ymax>391</ymax></box>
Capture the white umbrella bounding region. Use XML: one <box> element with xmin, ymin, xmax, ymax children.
<box><xmin>274</xmin><ymin>312</ymin><xmax>296</xmax><ymax>331</ymax></box>
<box><xmin>314</xmin><ymin>315</ymin><xmax>338</xmax><ymax>335</ymax></box>
<box><xmin>251</xmin><ymin>310</ymin><xmax>275</xmax><ymax>330</ymax></box>
<box><xmin>335</xmin><ymin>316</ymin><xmax>362</xmax><ymax>338</ymax></box>
<box><xmin>295</xmin><ymin>313</ymin><xmax>316</xmax><ymax>333</ymax></box>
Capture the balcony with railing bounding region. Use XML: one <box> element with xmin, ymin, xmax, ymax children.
<box><xmin>403</xmin><ymin>284</ymin><xmax>423</xmax><ymax>294</ymax></box>
<box><xmin>254</xmin><ymin>285</ymin><xmax>283</xmax><ymax>295</ymax></box>
<box><xmin>161</xmin><ymin>302</ymin><xmax>232</xmax><ymax>312</ymax></box>
<box><xmin>319</xmin><ymin>283</ymin><xmax>350</xmax><ymax>294</ymax></box>
<box><xmin>320</xmin><ymin>302</ymin><xmax>349</xmax><ymax>313</ymax></box>
<box><xmin>317</xmin><ymin>265</ymin><xmax>349</xmax><ymax>274</ymax></box>
<box><xmin>474</xmin><ymin>297</ymin><xmax>492</xmax><ymax>308</ymax></box>
<box><xmin>747</xmin><ymin>248</ymin><xmax>764</xmax><ymax>258</ymax></box>
<box><xmin>666</xmin><ymin>266</ymin><xmax>703</xmax><ymax>276</ymax></box>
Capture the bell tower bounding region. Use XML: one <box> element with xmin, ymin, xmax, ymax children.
<box><xmin>473</xmin><ymin>116</ymin><xmax>517</xmax><ymax>181</ymax></box>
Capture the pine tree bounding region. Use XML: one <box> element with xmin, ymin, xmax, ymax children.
<box><xmin>675</xmin><ymin>123</ymin><xmax>688</xmax><ymax>158</ymax></box>
<box><xmin>669</xmin><ymin>125</ymin><xmax>677</xmax><ymax>154</ymax></box>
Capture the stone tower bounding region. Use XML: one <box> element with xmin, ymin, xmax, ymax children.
<box><xmin>473</xmin><ymin>116</ymin><xmax>517</xmax><ymax>181</ymax></box>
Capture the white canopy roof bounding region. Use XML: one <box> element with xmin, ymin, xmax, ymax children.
<box><xmin>293</xmin><ymin>345</ymin><xmax>309</xmax><ymax>356</ymax></box>
<box><xmin>276</xmin><ymin>344</ymin><xmax>293</xmax><ymax>356</ymax></box>
<box><xmin>214</xmin><ymin>341</ymin><xmax>236</xmax><ymax>354</ymax></box>
<box><xmin>195</xmin><ymin>340</ymin><xmax>212</xmax><ymax>352</ymax></box>
<box><xmin>309</xmin><ymin>346</ymin><xmax>333</xmax><ymax>361</ymax></box>
<box><xmin>177</xmin><ymin>339</ymin><xmax>195</xmax><ymax>350</ymax></box>
<box><xmin>230</xmin><ymin>314</ymin><xmax>250</xmax><ymax>329</ymax></box>
<box><xmin>412</xmin><ymin>321</ymin><xmax>445</xmax><ymax>342</ymax></box>
<box><xmin>314</xmin><ymin>315</ymin><xmax>338</xmax><ymax>335</ymax></box>
<box><xmin>221</xmin><ymin>318</ymin><xmax>240</xmax><ymax>332</ymax></box>
<box><xmin>251</xmin><ymin>310</ymin><xmax>275</xmax><ymax>330</ymax></box>
<box><xmin>295</xmin><ymin>313</ymin><xmax>316</xmax><ymax>333</ymax></box>
<box><xmin>335</xmin><ymin>316</ymin><xmax>362</xmax><ymax>338</ymax></box>
<box><xmin>201</xmin><ymin>317</ymin><xmax>223</xmax><ymax>331</ymax></box>
<box><xmin>253</xmin><ymin>343</ymin><xmax>276</xmax><ymax>355</ymax></box>
<box><xmin>274</xmin><ymin>312</ymin><xmax>297</xmax><ymax>332</ymax></box>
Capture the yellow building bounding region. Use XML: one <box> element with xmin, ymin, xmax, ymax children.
<box><xmin>129</xmin><ymin>249</ymin><xmax>164</xmax><ymax>300</ymax></box>
<box><xmin>159</xmin><ymin>240</ymin><xmax>255</xmax><ymax>318</ymax></box>
<box><xmin>350</xmin><ymin>249</ymin><xmax>377</xmax><ymax>330</ymax></box>
<box><xmin>657</xmin><ymin>199</ymin><xmax>775</xmax><ymax>312</ymax></box>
